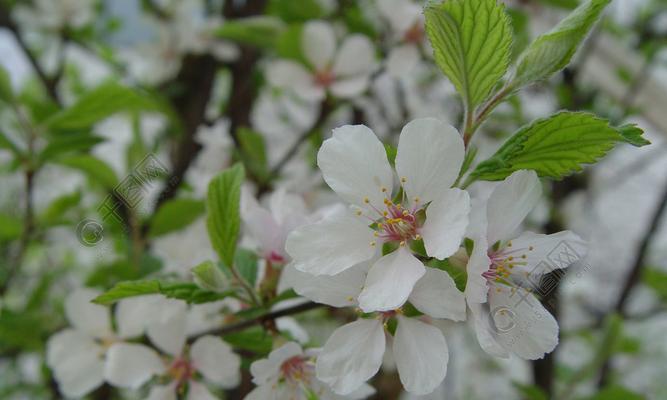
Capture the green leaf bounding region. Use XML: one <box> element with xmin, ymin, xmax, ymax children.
<box><xmin>149</xmin><ymin>198</ymin><xmax>205</xmax><ymax>238</ymax></box>
<box><xmin>39</xmin><ymin>191</ymin><xmax>82</xmax><ymax>226</ymax></box>
<box><xmin>0</xmin><ymin>213</ymin><xmax>23</xmax><ymax>241</ymax></box>
<box><xmin>269</xmin><ymin>0</ymin><xmax>325</xmax><ymax>22</ymax></box>
<box><xmin>235</xmin><ymin>249</ymin><xmax>259</xmax><ymax>288</ymax></box>
<box><xmin>39</xmin><ymin>133</ymin><xmax>105</xmax><ymax>163</ymax></box>
<box><xmin>92</xmin><ymin>280</ymin><xmax>234</xmax><ymax>305</ymax></box>
<box><xmin>216</xmin><ymin>16</ymin><xmax>285</xmax><ymax>48</ymax></box>
<box><xmin>425</xmin><ymin>0</ymin><xmax>513</xmax><ymax>109</ymax></box>
<box><xmin>86</xmin><ymin>256</ymin><xmax>162</xmax><ymax>288</ymax></box>
<box><xmin>617</xmin><ymin>123</ymin><xmax>650</xmax><ymax>147</ymax></box>
<box><xmin>44</xmin><ymin>81</ymin><xmax>157</xmax><ymax>132</ymax></box>
<box><xmin>192</xmin><ymin>260</ymin><xmax>230</xmax><ymax>292</ymax></box>
<box><xmin>55</xmin><ymin>154</ymin><xmax>119</xmax><ymax>189</ymax></box>
<box><xmin>511</xmin><ymin>0</ymin><xmax>611</xmax><ymax>88</ymax></box>
<box><xmin>237</xmin><ymin>127</ymin><xmax>269</xmax><ymax>180</ymax></box>
<box><xmin>512</xmin><ymin>382</ymin><xmax>548</xmax><ymax>400</ymax></box>
<box><xmin>223</xmin><ymin>326</ymin><xmax>273</xmax><ymax>354</ymax></box>
<box><xmin>584</xmin><ymin>386</ymin><xmax>645</xmax><ymax>400</ymax></box>
<box><xmin>206</xmin><ymin>164</ymin><xmax>245</xmax><ymax>267</ymax></box>
<box><xmin>0</xmin><ymin>65</ymin><xmax>13</xmax><ymax>103</ymax></box>
<box><xmin>643</xmin><ymin>268</ymin><xmax>667</xmax><ymax>302</ymax></box>
<box><xmin>469</xmin><ymin>112</ymin><xmax>633</xmax><ymax>181</ymax></box>
<box><xmin>0</xmin><ymin>131</ymin><xmax>22</xmax><ymax>157</ymax></box>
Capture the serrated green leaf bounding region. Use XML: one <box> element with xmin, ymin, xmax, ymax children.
<box><xmin>237</xmin><ymin>127</ymin><xmax>269</xmax><ymax>181</ymax></box>
<box><xmin>425</xmin><ymin>0</ymin><xmax>513</xmax><ymax>109</ymax></box>
<box><xmin>92</xmin><ymin>280</ymin><xmax>234</xmax><ymax>305</ymax></box>
<box><xmin>216</xmin><ymin>16</ymin><xmax>285</xmax><ymax>48</ymax></box>
<box><xmin>617</xmin><ymin>123</ymin><xmax>650</xmax><ymax>147</ymax></box>
<box><xmin>55</xmin><ymin>154</ymin><xmax>119</xmax><ymax>189</ymax></box>
<box><xmin>44</xmin><ymin>81</ymin><xmax>158</xmax><ymax>132</ymax></box>
<box><xmin>39</xmin><ymin>133</ymin><xmax>105</xmax><ymax>163</ymax></box>
<box><xmin>192</xmin><ymin>260</ymin><xmax>229</xmax><ymax>292</ymax></box>
<box><xmin>235</xmin><ymin>248</ymin><xmax>259</xmax><ymax>288</ymax></box>
<box><xmin>469</xmin><ymin>112</ymin><xmax>632</xmax><ymax>181</ymax></box>
<box><xmin>511</xmin><ymin>0</ymin><xmax>611</xmax><ymax>88</ymax></box>
<box><xmin>206</xmin><ymin>164</ymin><xmax>245</xmax><ymax>267</ymax></box>
<box><xmin>149</xmin><ymin>198</ymin><xmax>205</xmax><ymax>238</ymax></box>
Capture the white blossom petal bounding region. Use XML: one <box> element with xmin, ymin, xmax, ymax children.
<box><xmin>421</xmin><ymin>188</ymin><xmax>470</xmax><ymax>259</ymax></box>
<box><xmin>488</xmin><ymin>286</ymin><xmax>559</xmax><ymax>360</ymax></box>
<box><xmin>486</xmin><ymin>170</ymin><xmax>542</xmax><ymax>245</ymax></box>
<box><xmin>191</xmin><ymin>336</ymin><xmax>240</xmax><ymax>388</ymax></box>
<box><xmin>275</xmin><ymin>317</ymin><xmax>310</xmax><ymax>343</ymax></box>
<box><xmin>147</xmin><ymin>383</ymin><xmax>177</xmax><ymax>400</ymax></box>
<box><xmin>104</xmin><ymin>343</ymin><xmax>165</xmax><ymax>389</ymax></box>
<box><xmin>286</xmin><ymin>209</ymin><xmax>376</xmax><ymax>275</ymax></box>
<box><xmin>358</xmin><ymin>247</ymin><xmax>425</xmax><ymax>312</ymax></box>
<box><xmin>250</xmin><ymin>342</ymin><xmax>302</xmax><ymax>385</ymax></box>
<box><xmin>395</xmin><ymin>118</ymin><xmax>464</xmax><ymax>205</ymax></box>
<box><xmin>46</xmin><ymin>330</ymin><xmax>105</xmax><ymax>398</ymax></box>
<box><xmin>316</xmin><ymin>319</ymin><xmax>385</xmax><ymax>395</ymax></box>
<box><xmin>464</xmin><ymin>235</ymin><xmax>490</xmax><ymax>304</ymax></box>
<box><xmin>386</xmin><ymin>44</ymin><xmax>420</xmax><ymax>78</ymax></box>
<box><xmin>409</xmin><ymin>268</ymin><xmax>466</xmax><ymax>321</ymax></box>
<box><xmin>115</xmin><ymin>296</ymin><xmax>161</xmax><ymax>339</ymax></box>
<box><xmin>468</xmin><ymin>302</ymin><xmax>510</xmax><ymax>358</ymax></box>
<box><xmin>317</xmin><ymin>124</ymin><xmax>393</xmax><ymax>211</ymax></box>
<box><xmin>376</xmin><ymin>0</ymin><xmax>422</xmax><ymax>33</ymax></box>
<box><xmin>507</xmin><ymin>230</ymin><xmax>587</xmax><ymax>278</ymax></box>
<box><xmin>393</xmin><ymin>316</ymin><xmax>448</xmax><ymax>395</ymax></box>
<box><xmin>284</xmin><ymin>262</ymin><xmax>368</xmax><ymax>307</ymax></box>
<box><xmin>332</xmin><ymin>35</ymin><xmax>376</xmax><ymax>77</ymax></box>
<box><xmin>330</xmin><ymin>75</ymin><xmax>370</xmax><ymax>98</ymax></box>
<box><xmin>302</xmin><ymin>20</ymin><xmax>336</xmax><ymax>70</ymax></box>
<box><xmin>64</xmin><ymin>288</ymin><xmax>112</xmax><ymax>338</ymax></box>
<box><xmin>146</xmin><ymin>301</ymin><xmax>187</xmax><ymax>357</ymax></box>
<box><xmin>187</xmin><ymin>381</ymin><xmax>219</xmax><ymax>400</ymax></box>
<box><xmin>265</xmin><ymin>60</ymin><xmax>324</xmax><ymax>101</ymax></box>
<box><xmin>241</xmin><ymin>186</ymin><xmax>283</xmax><ymax>259</ymax></box>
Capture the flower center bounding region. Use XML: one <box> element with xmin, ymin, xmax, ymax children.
<box><xmin>169</xmin><ymin>358</ymin><xmax>194</xmax><ymax>385</ymax></box>
<box><xmin>314</xmin><ymin>69</ymin><xmax>335</xmax><ymax>88</ymax></box>
<box><xmin>482</xmin><ymin>240</ymin><xmax>535</xmax><ymax>289</ymax></box>
<box><xmin>356</xmin><ymin>178</ymin><xmax>424</xmax><ymax>247</ymax></box>
<box><xmin>404</xmin><ymin>22</ymin><xmax>424</xmax><ymax>44</ymax></box>
<box><xmin>280</xmin><ymin>356</ymin><xmax>313</xmax><ymax>383</ymax></box>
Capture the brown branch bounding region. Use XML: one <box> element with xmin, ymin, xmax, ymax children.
<box><xmin>0</xmin><ymin>6</ymin><xmax>61</xmax><ymax>105</ymax></box>
<box><xmin>188</xmin><ymin>301</ymin><xmax>324</xmax><ymax>342</ymax></box>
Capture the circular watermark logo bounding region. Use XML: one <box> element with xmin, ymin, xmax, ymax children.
<box><xmin>489</xmin><ymin>306</ymin><xmax>516</xmax><ymax>333</ymax></box>
<box><xmin>76</xmin><ymin>219</ymin><xmax>104</xmax><ymax>247</ymax></box>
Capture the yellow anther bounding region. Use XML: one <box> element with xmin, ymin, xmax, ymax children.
<box><xmin>496</xmin><ymin>287</ymin><xmax>502</xmax><ymax>293</ymax></box>
<box><xmin>347</xmin><ymin>296</ymin><xmax>354</xmax><ymax>302</ymax></box>
<box><xmin>363</xmin><ymin>197</ymin><xmax>370</xmax><ymax>204</ymax></box>
<box><xmin>529</xmin><ymin>246</ymin><xmax>534</xmax><ymax>251</ymax></box>
<box><xmin>402</xmin><ymin>210</ymin><xmax>409</xmax><ymax>216</ymax></box>
<box><xmin>356</xmin><ymin>210</ymin><xmax>362</xmax><ymax>216</ymax></box>
<box><xmin>508</xmin><ymin>264</ymin><xmax>514</xmax><ymax>269</ymax></box>
<box><xmin>401</xmin><ymin>177</ymin><xmax>407</xmax><ymax>183</ymax></box>
<box><xmin>378</xmin><ymin>223</ymin><xmax>383</xmax><ymax>229</ymax></box>
<box><xmin>373</xmin><ymin>232</ymin><xmax>379</xmax><ymax>237</ymax></box>
<box><xmin>413</xmin><ymin>196</ymin><xmax>420</xmax><ymax>203</ymax></box>
<box><xmin>415</xmin><ymin>234</ymin><xmax>421</xmax><ymax>240</ymax></box>
<box><xmin>370</xmin><ymin>241</ymin><xmax>376</xmax><ymax>247</ymax></box>
<box><xmin>508</xmin><ymin>256</ymin><xmax>514</xmax><ymax>261</ymax></box>
<box><xmin>381</xmin><ymin>187</ymin><xmax>388</xmax><ymax>193</ymax></box>
<box><xmin>521</xmin><ymin>254</ymin><xmax>527</xmax><ymax>259</ymax></box>
<box><xmin>383</xmin><ymin>211</ymin><xmax>389</xmax><ymax>216</ymax></box>
<box><xmin>399</xmin><ymin>241</ymin><xmax>406</xmax><ymax>247</ymax></box>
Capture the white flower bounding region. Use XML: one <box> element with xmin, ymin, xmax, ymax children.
<box><xmin>241</xmin><ymin>187</ymin><xmax>311</xmax><ymax>264</ymax></box>
<box><xmin>316</xmin><ymin>266</ymin><xmax>466</xmax><ymax>396</ymax></box>
<box><xmin>266</xmin><ymin>20</ymin><xmax>377</xmax><ymax>101</ymax></box>
<box><xmin>376</xmin><ymin>0</ymin><xmax>427</xmax><ymax>77</ymax></box>
<box><xmin>46</xmin><ymin>288</ymin><xmax>156</xmax><ymax>397</ymax></box>
<box><xmin>105</xmin><ymin>303</ymin><xmax>241</xmax><ymax>399</ymax></box>
<box><xmin>247</xmin><ymin>342</ymin><xmax>375</xmax><ymax>400</ymax></box>
<box><xmin>464</xmin><ymin>170</ymin><xmax>587</xmax><ymax>359</ymax></box>
<box><xmin>286</xmin><ymin>118</ymin><xmax>470</xmax><ymax>312</ymax></box>
<box><xmin>13</xmin><ymin>0</ymin><xmax>95</xmax><ymax>31</ymax></box>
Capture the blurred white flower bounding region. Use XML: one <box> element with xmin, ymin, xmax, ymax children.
<box><xmin>376</xmin><ymin>0</ymin><xmax>427</xmax><ymax>78</ymax></box>
<box><xmin>286</xmin><ymin>118</ymin><xmax>470</xmax><ymax>312</ymax></box>
<box><xmin>46</xmin><ymin>288</ymin><xmax>162</xmax><ymax>397</ymax></box>
<box><xmin>465</xmin><ymin>170</ymin><xmax>587</xmax><ymax>359</ymax></box>
<box><xmin>13</xmin><ymin>0</ymin><xmax>95</xmax><ymax>31</ymax></box>
<box><xmin>266</xmin><ymin>20</ymin><xmax>377</xmax><ymax>101</ymax></box>
<box><xmin>247</xmin><ymin>342</ymin><xmax>375</xmax><ymax>400</ymax></box>
<box><xmin>105</xmin><ymin>302</ymin><xmax>240</xmax><ymax>399</ymax></box>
